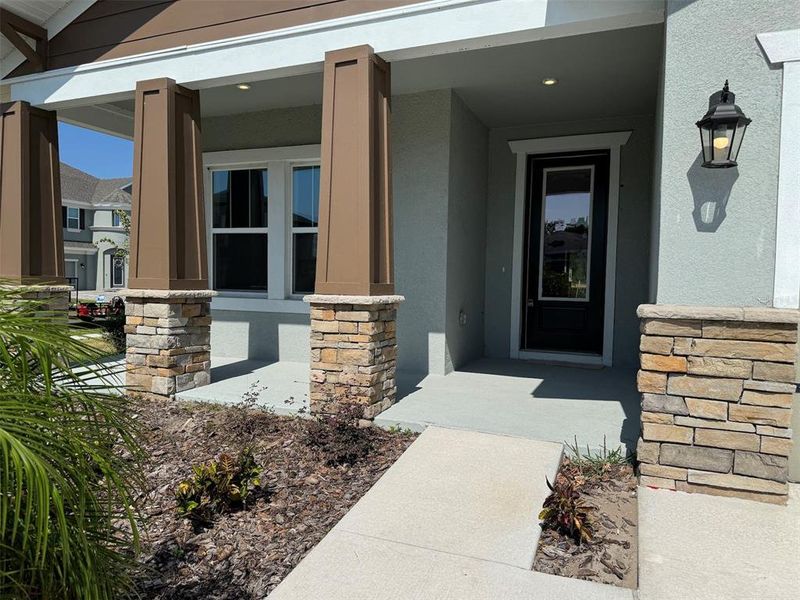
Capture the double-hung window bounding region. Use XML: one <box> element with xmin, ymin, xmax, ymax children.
<box><xmin>211</xmin><ymin>168</ymin><xmax>269</xmax><ymax>292</ymax></box>
<box><xmin>205</xmin><ymin>145</ymin><xmax>321</xmax><ymax>308</ymax></box>
<box><xmin>66</xmin><ymin>207</ymin><xmax>80</xmax><ymax>231</ymax></box>
<box><xmin>291</xmin><ymin>165</ymin><xmax>320</xmax><ymax>295</ymax></box>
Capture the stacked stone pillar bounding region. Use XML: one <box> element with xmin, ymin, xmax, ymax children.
<box><xmin>306</xmin><ymin>295</ymin><xmax>403</xmax><ymax>418</ymax></box>
<box><xmin>124</xmin><ymin>290</ymin><xmax>214</xmax><ymax>397</ymax></box>
<box><xmin>636</xmin><ymin>304</ymin><xmax>798</xmax><ymax>504</ymax></box>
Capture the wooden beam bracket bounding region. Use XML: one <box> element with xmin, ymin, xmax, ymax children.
<box><xmin>0</xmin><ymin>8</ymin><xmax>47</xmax><ymax>71</ymax></box>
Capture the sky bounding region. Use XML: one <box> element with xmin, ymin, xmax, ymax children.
<box><xmin>58</xmin><ymin>122</ymin><xmax>133</xmax><ymax>179</ymax></box>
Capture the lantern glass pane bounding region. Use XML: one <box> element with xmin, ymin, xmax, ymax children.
<box><xmin>711</xmin><ymin>123</ymin><xmax>734</xmax><ymax>164</ymax></box>
<box><xmin>729</xmin><ymin>120</ymin><xmax>748</xmax><ymax>163</ymax></box>
<box><xmin>700</xmin><ymin>124</ymin><xmax>713</xmax><ymax>164</ymax></box>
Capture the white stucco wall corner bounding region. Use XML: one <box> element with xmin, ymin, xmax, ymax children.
<box><xmin>755</xmin><ymin>29</ymin><xmax>800</xmax><ymax>309</ymax></box>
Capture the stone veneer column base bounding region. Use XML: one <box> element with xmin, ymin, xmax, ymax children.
<box><xmin>304</xmin><ymin>294</ymin><xmax>404</xmax><ymax>419</ymax></box>
<box><xmin>123</xmin><ymin>289</ymin><xmax>216</xmax><ymax>397</ymax></box>
<box><xmin>636</xmin><ymin>304</ymin><xmax>799</xmax><ymax>505</ymax></box>
<box><xmin>2</xmin><ymin>284</ymin><xmax>71</xmax><ymax>317</ymax></box>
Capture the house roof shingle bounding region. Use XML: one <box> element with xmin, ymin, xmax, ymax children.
<box><xmin>60</xmin><ymin>162</ymin><xmax>132</xmax><ymax>208</ymax></box>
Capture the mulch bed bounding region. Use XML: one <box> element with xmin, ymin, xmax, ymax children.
<box><xmin>533</xmin><ymin>457</ymin><xmax>638</xmax><ymax>589</ymax></box>
<box><xmin>124</xmin><ymin>395</ymin><xmax>416</xmax><ymax>599</ymax></box>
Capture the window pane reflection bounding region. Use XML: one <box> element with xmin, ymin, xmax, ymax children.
<box><xmin>212</xmin><ymin>169</ymin><xmax>268</xmax><ymax>228</ymax></box>
<box><xmin>292</xmin><ymin>166</ymin><xmax>320</xmax><ymax>227</ymax></box>
<box><xmin>293</xmin><ymin>233</ymin><xmax>317</xmax><ymax>294</ymax></box>
<box><xmin>540</xmin><ymin>168</ymin><xmax>592</xmax><ymax>300</ymax></box>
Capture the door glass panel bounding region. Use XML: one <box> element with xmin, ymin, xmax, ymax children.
<box><xmin>539</xmin><ymin>167</ymin><xmax>592</xmax><ymax>300</ymax></box>
<box><xmin>112</xmin><ymin>257</ymin><xmax>125</xmax><ymax>287</ymax></box>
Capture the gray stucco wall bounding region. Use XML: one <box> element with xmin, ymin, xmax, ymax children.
<box><xmin>202</xmin><ymin>92</ymin><xmax>455</xmax><ymax>374</ymax></box>
<box><xmin>63</xmin><ymin>208</ymin><xmax>93</xmax><ymax>243</ymax></box>
<box><xmin>654</xmin><ymin>0</ymin><xmax>800</xmax><ymax>306</ymax></box>
<box><xmin>393</xmin><ymin>90</ymin><xmax>452</xmax><ymax>374</ymax></box>
<box><xmin>445</xmin><ymin>92</ymin><xmax>488</xmax><ymax>371</ymax></box>
<box><xmin>484</xmin><ymin>115</ymin><xmax>656</xmax><ymax>368</ymax></box>
<box><xmin>65</xmin><ymin>252</ymin><xmax>96</xmax><ymax>291</ymax></box>
<box><xmin>211</xmin><ymin>310</ymin><xmax>311</xmax><ymax>363</ymax></box>
<box><xmin>203</xmin><ymin>105</ymin><xmax>323</xmax><ymax>152</ymax></box>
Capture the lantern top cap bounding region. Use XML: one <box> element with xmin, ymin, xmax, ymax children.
<box><xmin>696</xmin><ymin>80</ymin><xmax>751</xmax><ymax>127</ymax></box>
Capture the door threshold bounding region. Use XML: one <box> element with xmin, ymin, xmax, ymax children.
<box><xmin>517</xmin><ymin>350</ymin><xmax>604</xmax><ymax>368</ymax></box>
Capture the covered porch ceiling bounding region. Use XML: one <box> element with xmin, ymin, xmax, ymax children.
<box><xmin>66</xmin><ymin>22</ymin><xmax>662</xmax><ymax>137</ymax></box>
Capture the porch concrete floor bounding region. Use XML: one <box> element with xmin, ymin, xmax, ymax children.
<box><xmin>176</xmin><ymin>357</ymin><xmax>309</xmax><ymax>415</ymax></box>
<box><xmin>381</xmin><ymin>358</ymin><xmax>640</xmax><ymax>452</ymax></box>
<box><xmin>88</xmin><ymin>356</ymin><xmax>637</xmax><ymax>450</ymax></box>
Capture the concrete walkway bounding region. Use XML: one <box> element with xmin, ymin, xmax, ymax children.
<box><xmin>269</xmin><ymin>427</ymin><xmax>631</xmax><ymax>600</ymax></box>
<box><xmin>379</xmin><ymin>358</ymin><xmax>640</xmax><ymax>452</ymax></box>
<box><xmin>638</xmin><ymin>484</ymin><xmax>800</xmax><ymax>600</ymax></box>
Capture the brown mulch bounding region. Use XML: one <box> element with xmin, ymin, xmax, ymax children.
<box><xmin>124</xmin><ymin>395</ymin><xmax>416</xmax><ymax>600</ymax></box>
<box><xmin>533</xmin><ymin>457</ymin><xmax>638</xmax><ymax>589</ymax></box>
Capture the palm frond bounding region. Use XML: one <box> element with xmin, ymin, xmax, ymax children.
<box><xmin>0</xmin><ymin>283</ymin><xmax>145</xmax><ymax>599</ymax></box>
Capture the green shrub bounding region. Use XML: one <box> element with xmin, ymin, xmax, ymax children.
<box><xmin>175</xmin><ymin>447</ymin><xmax>263</xmax><ymax>525</ymax></box>
<box><xmin>102</xmin><ymin>313</ymin><xmax>126</xmax><ymax>355</ymax></box>
<box><xmin>0</xmin><ymin>284</ymin><xmax>145</xmax><ymax>599</ymax></box>
<box><xmin>304</xmin><ymin>403</ymin><xmax>372</xmax><ymax>465</ymax></box>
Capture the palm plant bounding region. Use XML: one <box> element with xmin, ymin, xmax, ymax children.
<box><xmin>0</xmin><ymin>284</ymin><xmax>145</xmax><ymax>599</ymax></box>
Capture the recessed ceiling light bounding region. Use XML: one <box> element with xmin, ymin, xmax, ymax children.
<box><xmin>542</xmin><ymin>78</ymin><xmax>558</xmax><ymax>86</ymax></box>
<box><xmin>236</xmin><ymin>83</ymin><xmax>251</xmax><ymax>90</ymax></box>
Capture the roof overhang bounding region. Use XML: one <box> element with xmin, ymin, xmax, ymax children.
<box><xmin>3</xmin><ymin>0</ymin><xmax>664</xmax><ymax>110</ymax></box>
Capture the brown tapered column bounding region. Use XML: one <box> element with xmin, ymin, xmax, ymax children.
<box><xmin>0</xmin><ymin>101</ymin><xmax>69</xmax><ymax>313</ymax></box>
<box><xmin>307</xmin><ymin>46</ymin><xmax>402</xmax><ymax>419</ymax></box>
<box><xmin>315</xmin><ymin>44</ymin><xmax>394</xmax><ymax>296</ymax></box>
<box><xmin>0</xmin><ymin>101</ymin><xmax>65</xmax><ymax>284</ymax></box>
<box><xmin>124</xmin><ymin>78</ymin><xmax>214</xmax><ymax>398</ymax></box>
<box><xmin>128</xmin><ymin>78</ymin><xmax>207</xmax><ymax>290</ymax></box>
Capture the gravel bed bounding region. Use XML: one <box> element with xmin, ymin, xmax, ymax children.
<box><xmin>125</xmin><ymin>395</ymin><xmax>416</xmax><ymax>599</ymax></box>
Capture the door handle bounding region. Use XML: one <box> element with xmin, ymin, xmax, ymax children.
<box><xmin>527</xmin><ymin>299</ymin><xmax>535</xmax><ymax>308</ymax></box>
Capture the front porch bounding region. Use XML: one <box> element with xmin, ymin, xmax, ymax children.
<box><xmin>175</xmin><ymin>356</ymin><xmax>639</xmax><ymax>452</ymax></box>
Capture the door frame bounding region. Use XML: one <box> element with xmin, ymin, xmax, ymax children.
<box><xmin>508</xmin><ymin>131</ymin><xmax>631</xmax><ymax>366</ymax></box>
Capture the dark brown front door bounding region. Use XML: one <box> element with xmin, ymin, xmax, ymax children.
<box><xmin>522</xmin><ymin>151</ymin><xmax>610</xmax><ymax>354</ymax></box>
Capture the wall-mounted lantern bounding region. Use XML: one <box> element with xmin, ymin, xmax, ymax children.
<box><xmin>696</xmin><ymin>80</ymin><xmax>751</xmax><ymax>168</ymax></box>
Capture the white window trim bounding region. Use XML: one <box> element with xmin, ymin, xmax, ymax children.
<box><xmin>66</xmin><ymin>206</ymin><xmax>81</xmax><ymax>232</ymax></box>
<box><xmin>758</xmin><ymin>29</ymin><xmax>800</xmax><ymax>309</ymax></box>
<box><xmin>508</xmin><ymin>131</ymin><xmax>631</xmax><ymax>367</ymax></box>
<box><xmin>203</xmin><ymin>145</ymin><xmax>320</xmax><ymax>314</ymax></box>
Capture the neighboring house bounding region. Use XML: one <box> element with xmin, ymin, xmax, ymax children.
<box><xmin>2</xmin><ymin>1</ymin><xmax>800</xmax><ymax>493</ymax></box>
<box><xmin>60</xmin><ymin>163</ymin><xmax>131</xmax><ymax>292</ymax></box>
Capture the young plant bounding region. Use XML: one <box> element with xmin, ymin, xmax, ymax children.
<box><xmin>175</xmin><ymin>447</ymin><xmax>263</xmax><ymax>525</ymax></box>
<box><xmin>304</xmin><ymin>402</ymin><xmax>372</xmax><ymax>465</ymax></box>
<box><xmin>0</xmin><ymin>284</ymin><xmax>145</xmax><ymax>599</ymax></box>
<box><xmin>565</xmin><ymin>435</ymin><xmax>629</xmax><ymax>478</ymax></box>
<box><xmin>538</xmin><ymin>476</ymin><xmax>595</xmax><ymax>544</ymax></box>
